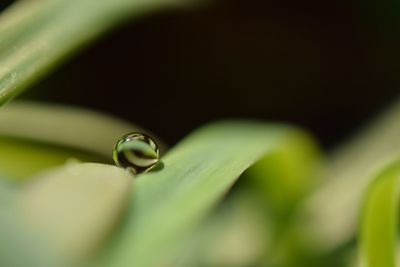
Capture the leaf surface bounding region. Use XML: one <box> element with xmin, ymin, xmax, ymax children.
<box><xmin>0</xmin><ymin>101</ymin><xmax>161</xmax><ymax>180</ymax></box>
<box><xmin>97</xmin><ymin>121</ymin><xmax>321</xmax><ymax>267</ymax></box>
<box><xmin>0</xmin><ymin>0</ymin><xmax>193</xmax><ymax>105</ymax></box>
<box><xmin>358</xmin><ymin>161</ymin><xmax>400</xmax><ymax>267</ymax></box>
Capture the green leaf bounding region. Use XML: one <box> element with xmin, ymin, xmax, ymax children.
<box><xmin>300</xmin><ymin>100</ymin><xmax>400</xmax><ymax>253</ymax></box>
<box><xmin>0</xmin><ymin>120</ymin><xmax>320</xmax><ymax>267</ymax></box>
<box><xmin>358</xmin><ymin>161</ymin><xmax>400</xmax><ymax>267</ymax></box>
<box><xmin>0</xmin><ymin>101</ymin><xmax>163</xmax><ymax>181</ymax></box>
<box><xmin>0</xmin><ymin>181</ymin><xmax>67</xmax><ymax>267</ymax></box>
<box><xmin>0</xmin><ymin>0</ymin><xmax>193</xmax><ymax>105</ymax></box>
<box><xmin>0</xmin><ymin>137</ymin><xmax>99</xmax><ymax>181</ymax></box>
<box><xmin>96</xmin><ymin>121</ymin><xmax>321</xmax><ymax>267</ymax></box>
<box><xmin>174</xmin><ymin>191</ymin><xmax>273</xmax><ymax>267</ymax></box>
<box><xmin>19</xmin><ymin>163</ymin><xmax>133</xmax><ymax>264</ymax></box>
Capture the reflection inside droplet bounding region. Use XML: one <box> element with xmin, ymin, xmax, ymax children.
<box><xmin>113</xmin><ymin>132</ymin><xmax>160</xmax><ymax>175</ymax></box>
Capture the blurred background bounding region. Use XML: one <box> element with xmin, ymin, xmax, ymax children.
<box><xmin>3</xmin><ymin>0</ymin><xmax>400</xmax><ymax>147</ymax></box>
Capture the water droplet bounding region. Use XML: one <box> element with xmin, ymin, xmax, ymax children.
<box><xmin>113</xmin><ymin>132</ymin><xmax>160</xmax><ymax>174</ymax></box>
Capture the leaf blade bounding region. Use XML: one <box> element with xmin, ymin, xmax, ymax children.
<box><xmin>358</xmin><ymin>161</ymin><xmax>400</xmax><ymax>267</ymax></box>
<box><xmin>98</xmin><ymin>121</ymin><xmax>321</xmax><ymax>267</ymax></box>
<box><xmin>0</xmin><ymin>101</ymin><xmax>164</xmax><ymax>180</ymax></box>
<box><xmin>0</xmin><ymin>0</ymin><xmax>191</xmax><ymax>105</ymax></box>
<box><xmin>19</xmin><ymin>163</ymin><xmax>133</xmax><ymax>263</ymax></box>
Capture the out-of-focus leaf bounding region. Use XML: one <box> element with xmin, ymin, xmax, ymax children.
<box><xmin>19</xmin><ymin>163</ymin><xmax>133</xmax><ymax>264</ymax></box>
<box><xmin>0</xmin><ymin>137</ymin><xmax>98</xmax><ymax>181</ymax></box>
<box><xmin>0</xmin><ymin>101</ymin><xmax>164</xmax><ymax>181</ymax></box>
<box><xmin>96</xmin><ymin>121</ymin><xmax>321</xmax><ymax>267</ymax></box>
<box><xmin>0</xmin><ymin>0</ymin><xmax>196</xmax><ymax>105</ymax></box>
<box><xmin>0</xmin><ymin>181</ymin><xmax>66</xmax><ymax>267</ymax></box>
<box><xmin>358</xmin><ymin>161</ymin><xmax>400</xmax><ymax>267</ymax></box>
<box><xmin>0</xmin><ymin>101</ymin><xmax>165</xmax><ymax>157</ymax></box>
<box><xmin>175</xmin><ymin>191</ymin><xmax>272</xmax><ymax>267</ymax></box>
<box><xmin>300</xmin><ymin>100</ymin><xmax>400</xmax><ymax>252</ymax></box>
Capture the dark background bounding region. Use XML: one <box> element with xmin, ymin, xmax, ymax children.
<box><xmin>3</xmin><ymin>0</ymin><xmax>400</xmax><ymax>148</ymax></box>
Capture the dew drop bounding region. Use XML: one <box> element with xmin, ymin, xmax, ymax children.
<box><xmin>113</xmin><ymin>132</ymin><xmax>160</xmax><ymax>174</ymax></box>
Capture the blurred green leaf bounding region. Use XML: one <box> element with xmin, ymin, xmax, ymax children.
<box><xmin>358</xmin><ymin>161</ymin><xmax>400</xmax><ymax>267</ymax></box>
<box><xmin>0</xmin><ymin>181</ymin><xmax>67</xmax><ymax>267</ymax></box>
<box><xmin>174</xmin><ymin>191</ymin><xmax>273</xmax><ymax>267</ymax></box>
<box><xmin>19</xmin><ymin>163</ymin><xmax>133</xmax><ymax>264</ymax></box>
<box><xmin>0</xmin><ymin>101</ymin><xmax>161</xmax><ymax>181</ymax></box>
<box><xmin>0</xmin><ymin>0</ymin><xmax>194</xmax><ymax>105</ymax></box>
<box><xmin>0</xmin><ymin>137</ymin><xmax>98</xmax><ymax>181</ymax></box>
<box><xmin>300</xmin><ymin>100</ymin><xmax>400</xmax><ymax>254</ymax></box>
